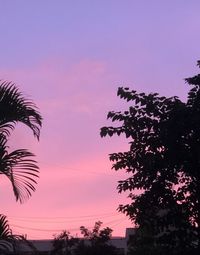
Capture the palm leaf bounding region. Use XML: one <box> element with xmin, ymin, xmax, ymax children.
<box><xmin>0</xmin><ymin>214</ymin><xmax>13</xmax><ymax>253</ymax></box>
<box><xmin>0</xmin><ymin>141</ymin><xmax>39</xmax><ymax>203</ymax></box>
<box><xmin>0</xmin><ymin>81</ymin><xmax>42</xmax><ymax>139</ymax></box>
<box><xmin>0</xmin><ymin>214</ymin><xmax>12</xmax><ymax>238</ymax></box>
<box><xmin>0</xmin><ymin>82</ymin><xmax>42</xmax><ymax>202</ymax></box>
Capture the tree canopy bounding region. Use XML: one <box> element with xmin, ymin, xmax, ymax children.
<box><xmin>100</xmin><ymin>61</ymin><xmax>200</xmax><ymax>254</ymax></box>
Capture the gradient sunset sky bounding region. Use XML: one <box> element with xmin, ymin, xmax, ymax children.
<box><xmin>1</xmin><ymin>0</ymin><xmax>200</xmax><ymax>239</ymax></box>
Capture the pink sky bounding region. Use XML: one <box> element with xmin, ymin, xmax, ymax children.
<box><xmin>0</xmin><ymin>1</ymin><xmax>200</xmax><ymax>239</ymax></box>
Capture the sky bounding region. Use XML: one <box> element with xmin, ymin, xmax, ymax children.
<box><xmin>0</xmin><ymin>0</ymin><xmax>200</xmax><ymax>239</ymax></box>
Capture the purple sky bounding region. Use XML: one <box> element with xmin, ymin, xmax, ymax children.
<box><xmin>0</xmin><ymin>0</ymin><xmax>200</xmax><ymax>239</ymax></box>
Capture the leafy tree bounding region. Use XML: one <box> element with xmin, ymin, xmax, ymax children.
<box><xmin>51</xmin><ymin>230</ymin><xmax>78</xmax><ymax>255</ymax></box>
<box><xmin>74</xmin><ymin>221</ymin><xmax>118</xmax><ymax>255</ymax></box>
<box><xmin>52</xmin><ymin>222</ymin><xmax>119</xmax><ymax>255</ymax></box>
<box><xmin>100</xmin><ymin>61</ymin><xmax>200</xmax><ymax>253</ymax></box>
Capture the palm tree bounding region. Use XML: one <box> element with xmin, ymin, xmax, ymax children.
<box><xmin>0</xmin><ymin>81</ymin><xmax>42</xmax><ymax>203</ymax></box>
<box><xmin>0</xmin><ymin>81</ymin><xmax>42</xmax><ymax>253</ymax></box>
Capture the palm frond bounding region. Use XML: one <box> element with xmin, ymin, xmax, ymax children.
<box><xmin>0</xmin><ymin>147</ymin><xmax>39</xmax><ymax>203</ymax></box>
<box><xmin>0</xmin><ymin>214</ymin><xmax>13</xmax><ymax>253</ymax></box>
<box><xmin>0</xmin><ymin>81</ymin><xmax>42</xmax><ymax>202</ymax></box>
<box><xmin>0</xmin><ymin>81</ymin><xmax>42</xmax><ymax>139</ymax></box>
<box><xmin>0</xmin><ymin>215</ymin><xmax>12</xmax><ymax>238</ymax></box>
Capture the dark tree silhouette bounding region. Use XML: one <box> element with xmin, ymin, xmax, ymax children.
<box><xmin>0</xmin><ymin>81</ymin><xmax>42</xmax><ymax>254</ymax></box>
<box><xmin>52</xmin><ymin>230</ymin><xmax>78</xmax><ymax>255</ymax></box>
<box><xmin>0</xmin><ymin>214</ymin><xmax>14</xmax><ymax>253</ymax></box>
<box><xmin>0</xmin><ymin>81</ymin><xmax>42</xmax><ymax>203</ymax></box>
<box><xmin>51</xmin><ymin>222</ymin><xmax>119</xmax><ymax>255</ymax></box>
<box><xmin>75</xmin><ymin>221</ymin><xmax>118</xmax><ymax>255</ymax></box>
<box><xmin>100</xmin><ymin>61</ymin><xmax>200</xmax><ymax>254</ymax></box>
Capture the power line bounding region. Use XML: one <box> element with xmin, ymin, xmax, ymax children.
<box><xmin>8</xmin><ymin>214</ymin><xmax>120</xmax><ymax>224</ymax></box>
<box><xmin>10</xmin><ymin>217</ymin><xmax>127</xmax><ymax>233</ymax></box>
<box><xmin>38</xmin><ymin>161</ymin><xmax>117</xmax><ymax>177</ymax></box>
<box><xmin>11</xmin><ymin>224</ymin><xmax>71</xmax><ymax>232</ymax></box>
<box><xmin>7</xmin><ymin>212</ymin><xmax>119</xmax><ymax>220</ymax></box>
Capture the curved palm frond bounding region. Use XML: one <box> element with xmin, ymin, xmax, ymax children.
<box><xmin>0</xmin><ymin>81</ymin><xmax>42</xmax><ymax>139</ymax></box>
<box><xmin>0</xmin><ymin>138</ymin><xmax>39</xmax><ymax>202</ymax></box>
<box><xmin>0</xmin><ymin>214</ymin><xmax>13</xmax><ymax>253</ymax></box>
<box><xmin>0</xmin><ymin>214</ymin><xmax>12</xmax><ymax>238</ymax></box>
<box><xmin>0</xmin><ymin>82</ymin><xmax>42</xmax><ymax>203</ymax></box>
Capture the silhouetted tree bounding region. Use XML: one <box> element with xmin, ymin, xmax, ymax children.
<box><xmin>0</xmin><ymin>82</ymin><xmax>42</xmax><ymax>203</ymax></box>
<box><xmin>75</xmin><ymin>221</ymin><xmax>117</xmax><ymax>255</ymax></box>
<box><xmin>52</xmin><ymin>222</ymin><xmax>119</xmax><ymax>255</ymax></box>
<box><xmin>100</xmin><ymin>61</ymin><xmax>200</xmax><ymax>253</ymax></box>
<box><xmin>52</xmin><ymin>230</ymin><xmax>78</xmax><ymax>255</ymax></box>
<box><xmin>0</xmin><ymin>81</ymin><xmax>42</xmax><ymax>254</ymax></box>
<box><xmin>0</xmin><ymin>214</ymin><xmax>14</xmax><ymax>254</ymax></box>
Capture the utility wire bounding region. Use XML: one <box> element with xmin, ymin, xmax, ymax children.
<box><xmin>7</xmin><ymin>212</ymin><xmax>119</xmax><ymax>220</ymax></box>
<box><xmin>39</xmin><ymin>161</ymin><xmax>116</xmax><ymax>177</ymax></box>
<box><xmin>10</xmin><ymin>217</ymin><xmax>126</xmax><ymax>233</ymax></box>
<box><xmin>8</xmin><ymin>214</ymin><xmax>120</xmax><ymax>224</ymax></box>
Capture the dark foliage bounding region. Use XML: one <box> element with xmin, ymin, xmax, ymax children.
<box><xmin>51</xmin><ymin>222</ymin><xmax>119</xmax><ymax>255</ymax></box>
<box><xmin>100</xmin><ymin>61</ymin><xmax>200</xmax><ymax>253</ymax></box>
<box><xmin>0</xmin><ymin>81</ymin><xmax>42</xmax><ymax>254</ymax></box>
<box><xmin>0</xmin><ymin>214</ymin><xmax>37</xmax><ymax>255</ymax></box>
<box><xmin>75</xmin><ymin>221</ymin><xmax>117</xmax><ymax>255</ymax></box>
<box><xmin>0</xmin><ymin>81</ymin><xmax>42</xmax><ymax>202</ymax></box>
<box><xmin>51</xmin><ymin>230</ymin><xmax>78</xmax><ymax>255</ymax></box>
